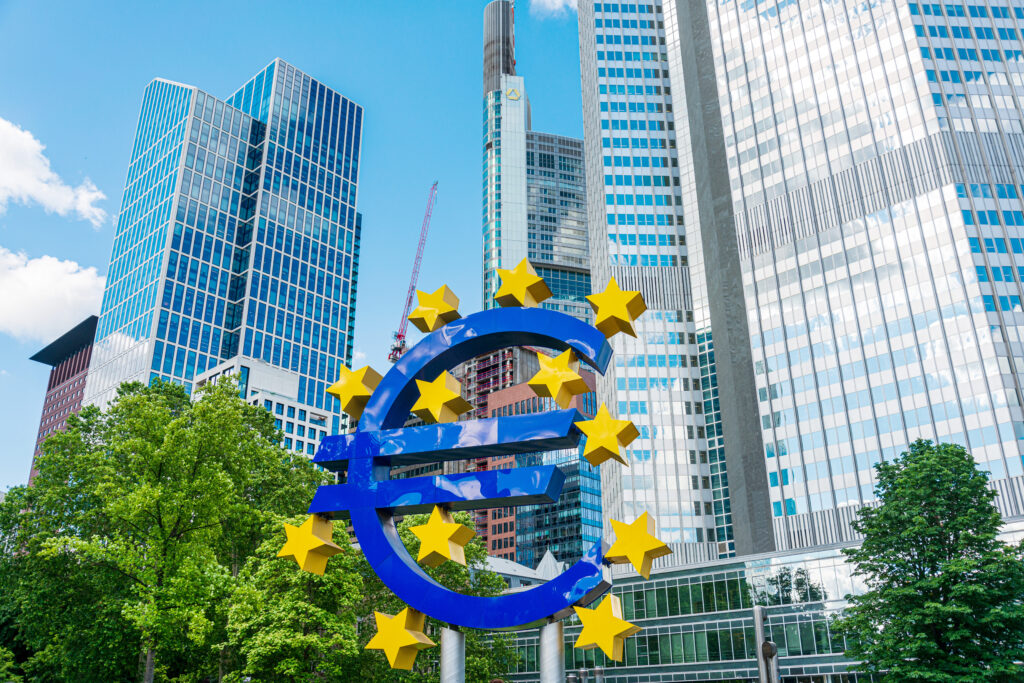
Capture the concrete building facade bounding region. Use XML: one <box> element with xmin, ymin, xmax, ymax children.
<box><xmin>193</xmin><ymin>357</ymin><xmax>332</xmax><ymax>457</ymax></box>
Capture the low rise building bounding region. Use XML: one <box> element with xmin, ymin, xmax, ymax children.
<box><xmin>194</xmin><ymin>356</ymin><xmax>331</xmax><ymax>457</ymax></box>
<box><xmin>505</xmin><ymin>518</ymin><xmax>1024</xmax><ymax>681</ymax></box>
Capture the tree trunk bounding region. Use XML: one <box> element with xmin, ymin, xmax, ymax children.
<box><xmin>143</xmin><ymin>646</ymin><xmax>155</xmax><ymax>683</ymax></box>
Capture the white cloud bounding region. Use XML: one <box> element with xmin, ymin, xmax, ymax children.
<box><xmin>530</xmin><ymin>0</ymin><xmax>577</xmax><ymax>16</ymax></box>
<box><xmin>0</xmin><ymin>246</ymin><xmax>104</xmax><ymax>343</ymax></box>
<box><xmin>353</xmin><ymin>349</ymin><xmax>367</xmax><ymax>364</ymax></box>
<box><xmin>0</xmin><ymin>117</ymin><xmax>106</xmax><ymax>227</ymax></box>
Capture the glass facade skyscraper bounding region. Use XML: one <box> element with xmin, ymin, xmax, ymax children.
<box><xmin>541</xmin><ymin>2</ymin><xmax>1024</xmax><ymax>678</ymax></box>
<box><xmin>482</xmin><ymin>1</ymin><xmax>590</xmax><ymax>318</ymax></box>
<box><xmin>526</xmin><ymin>131</ymin><xmax>590</xmax><ymax>320</ymax></box>
<box><xmin>85</xmin><ymin>60</ymin><xmax>362</xmax><ymax>439</ymax></box>
<box><xmin>580</xmin><ymin>0</ymin><xmax>1024</xmax><ymax>557</ymax></box>
<box><xmin>578</xmin><ymin>3</ymin><xmax>773</xmax><ymax>562</ymax></box>
<box><xmin>475</xmin><ymin>1</ymin><xmax>601</xmax><ymax>563</ymax></box>
<box><xmin>677</xmin><ymin>0</ymin><xmax>1024</xmax><ymax>552</ymax></box>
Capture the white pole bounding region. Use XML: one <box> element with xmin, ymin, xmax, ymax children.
<box><xmin>538</xmin><ymin>619</ymin><xmax>565</xmax><ymax>683</ymax></box>
<box><xmin>440</xmin><ymin>626</ymin><xmax>465</xmax><ymax>683</ymax></box>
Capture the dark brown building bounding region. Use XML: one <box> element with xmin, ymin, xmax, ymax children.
<box><xmin>29</xmin><ymin>316</ymin><xmax>97</xmax><ymax>483</ymax></box>
<box><xmin>480</xmin><ymin>368</ymin><xmax>597</xmax><ymax>562</ymax></box>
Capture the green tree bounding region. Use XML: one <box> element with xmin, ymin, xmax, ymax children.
<box><xmin>0</xmin><ymin>379</ymin><xmax>330</xmax><ymax>682</ymax></box>
<box><xmin>0</xmin><ymin>645</ymin><xmax>22</xmax><ymax>683</ymax></box>
<box><xmin>225</xmin><ymin>510</ymin><xmax>520</xmax><ymax>682</ymax></box>
<box><xmin>1</xmin><ymin>410</ymin><xmax>147</xmax><ymax>681</ymax></box>
<box><xmin>223</xmin><ymin>517</ymin><xmax>364</xmax><ymax>681</ymax></box>
<box><xmin>1</xmin><ymin>379</ymin><xmax>520</xmax><ymax>681</ymax></box>
<box><xmin>351</xmin><ymin>511</ymin><xmax>520</xmax><ymax>682</ymax></box>
<box><xmin>836</xmin><ymin>439</ymin><xmax>1024</xmax><ymax>682</ymax></box>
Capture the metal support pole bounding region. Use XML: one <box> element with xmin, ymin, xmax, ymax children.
<box><xmin>440</xmin><ymin>626</ymin><xmax>465</xmax><ymax>683</ymax></box>
<box><xmin>753</xmin><ymin>606</ymin><xmax>770</xmax><ymax>683</ymax></box>
<box><xmin>768</xmin><ymin>651</ymin><xmax>781</xmax><ymax>683</ymax></box>
<box><xmin>538</xmin><ymin>619</ymin><xmax>565</xmax><ymax>683</ymax></box>
<box><xmin>593</xmin><ymin>665</ymin><xmax>605</xmax><ymax>683</ymax></box>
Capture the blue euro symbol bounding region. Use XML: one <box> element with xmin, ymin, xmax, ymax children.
<box><xmin>308</xmin><ymin>307</ymin><xmax>614</xmax><ymax>629</ymax></box>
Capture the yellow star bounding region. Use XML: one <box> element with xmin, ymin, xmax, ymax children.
<box><xmin>411</xmin><ymin>371</ymin><xmax>473</xmax><ymax>424</ymax></box>
<box><xmin>586</xmin><ymin>277</ymin><xmax>647</xmax><ymax>338</ymax></box>
<box><xmin>527</xmin><ymin>349</ymin><xmax>590</xmax><ymax>409</ymax></box>
<box><xmin>277</xmin><ymin>515</ymin><xmax>343</xmax><ymax>576</ymax></box>
<box><xmin>494</xmin><ymin>258</ymin><xmax>552</xmax><ymax>307</ymax></box>
<box><xmin>409</xmin><ymin>505</ymin><xmax>476</xmax><ymax>567</ymax></box>
<box><xmin>575</xmin><ymin>403</ymin><xmax>639</xmax><ymax>467</ymax></box>
<box><xmin>327</xmin><ymin>365</ymin><xmax>383</xmax><ymax>421</ymax></box>
<box><xmin>573</xmin><ymin>594</ymin><xmax>641</xmax><ymax>661</ymax></box>
<box><xmin>365</xmin><ymin>607</ymin><xmax>435</xmax><ymax>670</ymax></box>
<box><xmin>606</xmin><ymin>512</ymin><xmax>673</xmax><ymax>579</ymax></box>
<box><xmin>408</xmin><ymin>285</ymin><xmax>461</xmax><ymax>333</ymax></box>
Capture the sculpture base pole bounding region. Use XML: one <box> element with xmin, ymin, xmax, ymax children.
<box><xmin>538</xmin><ymin>619</ymin><xmax>565</xmax><ymax>683</ymax></box>
<box><xmin>440</xmin><ymin>626</ymin><xmax>465</xmax><ymax>683</ymax></box>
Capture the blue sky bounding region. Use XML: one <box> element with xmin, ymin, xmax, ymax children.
<box><xmin>0</xmin><ymin>0</ymin><xmax>582</xmax><ymax>490</ymax></box>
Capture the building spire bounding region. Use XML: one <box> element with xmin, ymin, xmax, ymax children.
<box><xmin>483</xmin><ymin>0</ymin><xmax>516</xmax><ymax>94</ymax></box>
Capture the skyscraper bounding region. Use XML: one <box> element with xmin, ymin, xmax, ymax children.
<box><xmin>579</xmin><ymin>0</ymin><xmax>1024</xmax><ymax>556</ymax></box>
<box><xmin>482</xmin><ymin>0</ymin><xmax>590</xmax><ymax>318</ymax></box>
<box><xmin>676</xmin><ymin>0</ymin><xmax>1024</xmax><ymax>551</ymax></box>
<box><xmin>578</xmin><ymin>3</ymin><xmax>771</xmax><ymax>561</ymax></box>
<box><xmin>84</xmin><ymin>59</ymin><xmax>363</xmax><ymax>445</ymax></box>
<box><xmin>476</xmin><ymin>1</ymin><xmax>596</xmax><ymax>560</ymax></box>
<box><xmin>505</xmin><ymin>2</ymin><xmax>1024</xmax><ymax>677</ymax></box>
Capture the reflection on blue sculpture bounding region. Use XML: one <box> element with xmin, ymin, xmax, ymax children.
<box><xmin>307</xmin><ymin>306</ymin><xmax>614</xmax><ymax>629</ymax></box>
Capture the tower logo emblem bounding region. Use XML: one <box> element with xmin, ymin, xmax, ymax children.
<box><xmin>506</xmin><ymin>87</ymin><xmax>521</xmax><ymax>100</ymax></box>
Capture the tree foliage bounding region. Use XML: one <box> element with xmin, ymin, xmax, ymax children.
<box><xmin>0</xmin><ymin>645</ymin><xmax>22</xmax><ymax>683</ymax></box>
<box><xmin>223</xmin><ymin>518</ymin><xmax>364</xmax><ymax>681</ymax></box>
<box><xmin>837</xmin><ymin>439</ymin><xmax>1024</xmax><ymax>682</ymax></box>
<box><xmin>222</xmin><ymin>510</ymin><xmax>518</xmax><ymax>682</ymax></box>
<box><xmin>0</xmin><ymin>380</ymin><xmax>327</xmax><ymax>681</ymax></box>
<box><xmin>350</xmin><ymin>511</ymin><xmax>520</xmax><ymax>683</ymax></box>
<box><xmin>0</xmin><ymin>380</ymin><xmax>519</xmax><ymax>682</ymax></box>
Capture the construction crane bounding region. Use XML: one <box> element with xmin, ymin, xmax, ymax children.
<box><xmin>388</xmin><ymin>181</ymin><xmax>439</xmax><ymax>363</ymax></box>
